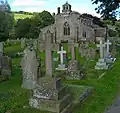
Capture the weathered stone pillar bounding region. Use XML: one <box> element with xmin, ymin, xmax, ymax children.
<box><xmin>45</xmin><ymin>30</ymin><xmax>52</xmax><ymax>76</ymax></box>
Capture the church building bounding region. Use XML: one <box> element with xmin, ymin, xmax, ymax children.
<box><xmin>39</xmin><ymin>2</ymin><xmax>106</xmax><ymax>44</ymax></box>
<box><xmin>0</xmin><ymin>0</ymin><xmax>10</xmax><ymax>12</ymax></box>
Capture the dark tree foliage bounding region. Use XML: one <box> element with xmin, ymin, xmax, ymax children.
<box><xmin>15</xmin><ymin>11</ymin><xmax>55</xmax><ymax>39</ymax></box>
<box><xmin>38</xmin><ymin>11</ymin><xmax>55</xmax><ymax>28</ymax></box>
<box><xmin>91</xmin><ymin>0</ymin><xmax>120</xmax><ymax>20</ymax></box>
<box><xmin>15</xmin><ymin>18</ymin><xmax>31</xmax><ymax>39</ymax></box>
<box><xmin>0</xmin><ymin>12</ymin><xmax>9</xmax><ymax>42</ymax></box>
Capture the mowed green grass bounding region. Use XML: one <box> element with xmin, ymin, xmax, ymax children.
<box><xmin>1</xmin><ymin>44</ymin><xmax>120</xmax><ymax>113</ymax></box>
<box><xmin>14</xmin><ymin>14</ymin><xmax>33</xmax><ymax>20</ymax></box>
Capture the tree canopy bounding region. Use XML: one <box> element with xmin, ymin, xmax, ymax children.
<box><xmin>0</xmin><ymin>12</ymin><xmax>9</xmax><ymax>42</ymax></box>
<box><xmin>14</xmin><ymin>11</ymin><xmax>54</xmax><ymax>39</ymax></box>
<box><xmin>91</xmin><ymin>0</ymin><xmax>120</xmax><ymax>20</ymax></box>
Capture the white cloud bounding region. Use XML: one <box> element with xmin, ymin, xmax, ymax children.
<box><xmin>12</xmin><ymin>0</ymin><xmax>46</xmax><ymax>7</ymax></box>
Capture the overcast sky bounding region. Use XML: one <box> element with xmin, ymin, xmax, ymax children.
<box><xmin>8</xmin><ymin>0</ymin><xmax>101</xmax><ymax>17</ymax></box>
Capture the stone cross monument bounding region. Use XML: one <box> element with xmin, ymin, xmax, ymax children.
<box><xmin>95</xmin><ymin>40</ymin><xmax>108</xmax><ymax>70</ymax></box>
<box><xmin>56</xmin><ymin>46</ymin><xmax>67</xmax><ymax>70</ymax></box>
<box><xmin>105</xmin><ymin>40</ymin><xmax>111</xmax><ymax>53</ymax></box>
<box><xmin>97</xmin><ymin>40</ymin><xmax>105</xmax><ymax>59</ymax></box>
<box><xmin>58</xmin><ymin>46</ymin><xmax>66</xmax><ymax>65</ymax></box>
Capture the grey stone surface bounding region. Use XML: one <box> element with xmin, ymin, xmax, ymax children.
<box><xmin>29</xmin><ymin>77</ymin><xmax>72</xmax><ymax>113</ymax></box>
<box><xmin>95</xmin><ymin>58</ymin><xmax>108</xmax><ymax>70</ymax></box>
<box><xmin>45</xmin><ymin>30</ymin><xmax>53</xmax><ymax>76</ymax></box>
<box><xmin>56</xmin><ymin>46</ymin><xmax>67</xmax><ymax>70</ymax></box>
<box><xmin>38</xmin><ymin>2</ymin><xmax>106</xmax><ymax>44</ymax></box>
<box><xmin>66</xmin><ymin>60</ymin><xmax>84</xmax><ymax>80</ymax></box>
<box><xmin>21</xmin><ymin>46</ymin><xmax>39</xmax><ymax>89</ymax></box>
<box><xmin>1</xmin><ymin>56</ymin><xmax>12</xmax><ymax>76</ymax></box>
<box><xmin>0</xmin><ymin>42</ymin><xmax>3</xmax><ymax>56</ymax></box>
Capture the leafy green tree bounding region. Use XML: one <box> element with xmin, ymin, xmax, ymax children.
<box><xmin>39</xmin><ymin>11</ymin><xmax>54</xmax><ymax>28</ymax></box>
<box><xmin>91</xmin><ymin>0</ymin><xmax>120</xmax><ymax>20</ymax></box>
<box><xmin>108</xmin><ymin>29</ymin><xmax>117</xmax><ymax>37</ymax></box>
<box><xmin>28</xmin><ymin>14</ymin><xmax>41</xmax><ymax>39</ymax></box>
<box><xmin>0</xmin><ymin>12</ymin><xmax>9</xmax><ymax>42</ymax></box>
<box><xmin>15</xmin><ymin>18</ymin><xmax>31</xmax><ymax>39</ymax></box>
<box><xmin>15</xmin><ymin>11</ymin><xmax>54</xmax><ymax>39</ymax></box>
<box><xmin>115</xmin><ymin>22</ymin><xmax>120</xmax><ymax>37</ymax></box>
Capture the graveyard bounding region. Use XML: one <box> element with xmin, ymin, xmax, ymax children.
<box><xmin>0</xmin><ymin>0</ymin><xmax>120</xmax><ymax>113</ymax></box>
<box><xmin>0</xmin><ymin>38</ymin><xmax>119</xmax><ymax>113</ymax></box>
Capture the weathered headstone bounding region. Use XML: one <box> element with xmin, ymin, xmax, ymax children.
<box><xmin>21</xmin><ymin>46</ymin><xmax>39</xmax><ymax>89</ymax></box>
<box><xmin>66</xmin><ymin>60</ymin><xmax>84</xmax><ymax>80</ymax></box>
<box><xmin>0</xmin><ymin>42</ymin><xmax>3</xmax><ymax>56</ymax></box>
<box><xmin>1</xmin><ymin>56</ymin><xmax>12</xmax><ymax>77</ymax></box>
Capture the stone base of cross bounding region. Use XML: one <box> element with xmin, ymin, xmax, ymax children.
<box><xmin>56</xmin><ymin>64</ymin><xmax>67</xmax><ymax>70</ymax></box>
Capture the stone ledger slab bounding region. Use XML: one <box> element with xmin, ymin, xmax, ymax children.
<box><xmin>29</xmin><ymin>77</ymin><xmax>72</xmax><ymax>113</ymax></box>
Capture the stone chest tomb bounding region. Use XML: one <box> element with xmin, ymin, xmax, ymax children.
<box><xmin>29</xmin><ymin>77</ymin><xmax>72</xmax><ymax>113</ymax></box>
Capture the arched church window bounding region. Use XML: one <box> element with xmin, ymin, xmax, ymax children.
<box><xmin>83</xmin><ymin>30</ymin><xmax>86</xmax><ymax>37</ymax></box>
<box><xmin>64</xmin><ymin>22</ymin><xmax>70</xmax><ymax>35</ymax></box>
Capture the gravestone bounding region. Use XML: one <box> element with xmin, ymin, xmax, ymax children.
<box><xmin>95</xmin><ymin>40</ymin><xmax>108</xmax><ymax>70</ymax></box>
<box><xmin>104</xmin><ymin>40</ymin><xmax>116</xmax><ymax>63</ymax></box>
<box><xmin>21</xmin><ymin>46</ymin><xmax>39</xmax><ymax>89</ymax></box>
<box><xmin>29</xmin><ymin>30</ymin><xmax>72</xmax><ymax>113</ymax></box>
<box><xmin>56</xmin><ymin>46</ymin><xmax>67</xmax><ymax>70</ymax></box>
<box><xmin>66</xmin><ymin>60</ymin><xmax>84</xmax><ymax>80</ymax></box>
<box><xmin>45</xmin><ymin>30</ymin><xmax>53</xmax><ymax>76</ymax></box>
<box><xmin>0</xmin><ymin>42</ymin><xmax>3</xmax><ymax>56</ymax></box>
<box><xmin>21</xmin><ymin>38</ymin><xmax>26</xmax><ymax>49</ymax></box>
<box><xmin>1</xmin><ymin>56</ymin><xmax>12</xmax><ymax>77</ymax></box>
<box><xmin>29</xmin><ymin>76</ymin><xmax>72</xmax><ymax>113</ymax></box>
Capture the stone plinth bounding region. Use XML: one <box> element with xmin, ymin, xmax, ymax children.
<box><xmin>29</xmin><ymin>77</ymin><xmax>72</xmax><ymax>113</ymax></box>
<box><xmin>95</xmin><ymin>59</ymin><xmax>108</xmax><ymax>70</ymax></box>
<box><xmin>66</xmin><ymin>60</ymin><xmax>84</xmax><ymax>80</ymax></box>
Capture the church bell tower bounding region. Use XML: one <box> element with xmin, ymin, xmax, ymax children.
<box><xmin>62</xmin><ymin>1</ymin><xmax>72</xmax><ymax>13</ymax></box>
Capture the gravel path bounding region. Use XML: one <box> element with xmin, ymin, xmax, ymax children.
<box><xmin>105</xmin><ymin>96</ymin><xmax>120</xmax><ymax>113</ymax></box>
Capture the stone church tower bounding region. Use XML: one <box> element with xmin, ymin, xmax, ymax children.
<box><xmin>0</xmin><ymin>0</ymin><xmax>10</xmax><ymax>12</ymax></box>
<box><xmin>39</xmin><ymin>2</ymin><xmax>106</xmax><ymax>44</ymax></box>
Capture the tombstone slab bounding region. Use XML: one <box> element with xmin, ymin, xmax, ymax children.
<box><xmin>21</xmin><ymin>46</ymin><xmax>39</xmax><ymax>89</ymax></box>
<box><xmin>66</xmin><ymin>60</ymin><xmax>84</xmax><ymax>80</ymax></box>
<box><xmin>1</xmin><ymin>56</ymin><xmax>12</xmax><ymax>77</ymax></box>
